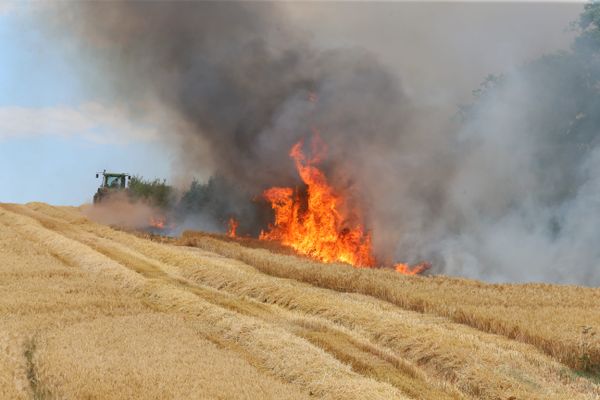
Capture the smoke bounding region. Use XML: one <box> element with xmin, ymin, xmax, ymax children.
<box><xmin>81</xmin><ymin>192</ymin><xmax>162</xmax><ymax>230</ymax></box>
<box><xmin>43</xmin><ymin>2</ymin><xmax>600</xmax><ymax>285</ymax></box>
<box><xmin>428</xmin><ymin>47</ymin><xmax>600</xmax><ymax>285</ymax></box>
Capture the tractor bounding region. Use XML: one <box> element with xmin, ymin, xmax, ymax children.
<box><xmin>93</xmin><ymin>170</ymin><xmax>131</xmax><ymax>204</ymax></box>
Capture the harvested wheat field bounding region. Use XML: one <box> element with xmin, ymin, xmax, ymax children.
<box><xmin>1</xmin><ymin>202</ymin><xmax>600</xmax><ymax>400</ymax></box>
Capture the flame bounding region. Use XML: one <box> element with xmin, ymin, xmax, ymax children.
<box><xmin>150</xmin><ymin>216</ymin><xmax>166</xmax><ymax>229</ymax></box>
<box><xmin>394</xmin><ymin>262</ymin><xmax>431</xmax><ymax>275</ymax></box>
<box><xmin>260</xmin><ymin>134</ymin><xmax>425</xmax><ymax>275</ymax></box>
<box><xmin>227</xmin><ymin>217</ymin><xmax>239</xmax><ymax>238</ymax></box>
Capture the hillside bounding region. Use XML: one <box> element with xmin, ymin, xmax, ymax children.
<box><xmin>1</xmin><ymin>202</ymin><xmax>600</xmax><ymax>399</ymax></box>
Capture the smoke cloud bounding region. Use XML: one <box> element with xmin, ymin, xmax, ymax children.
<box><xmin>44</xmin><ymin>2</ymin><xmax>600</xmax><ymax>285</ymax></box>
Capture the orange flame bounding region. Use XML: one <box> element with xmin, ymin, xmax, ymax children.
<box><xmin>394</xmin><ymin>262</ymin><xmax>431</xmax><ymax>275</ymax></box>
<box><xmin>149</xmin><ymin>216</ymin><xmax>166</xmax><ymax>229</ymax></box>
<box><xmin>260</xmin><ymin>134</ymin><xmax>425</xmax><ymax>275</ymax></box>
<box><xmin>227</xmin><ymin>217</ymin><xmax>239</xmax><ymax>238</ymax></box>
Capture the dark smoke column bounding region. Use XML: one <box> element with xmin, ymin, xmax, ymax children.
<box><xmin>49</xmin><ymin>1</ymin><xmax>427</xmax><ymax>265</ymax></box>
<box><xmin>54</xmin><ymin>2</ymin><xmax>410</xmax><ymax>183</ymax></box>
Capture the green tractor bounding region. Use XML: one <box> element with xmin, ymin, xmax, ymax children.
<box><xmin>93</xmin><ymin>170</ymin><xmax>131</xmax><ymax>204</ymax></box>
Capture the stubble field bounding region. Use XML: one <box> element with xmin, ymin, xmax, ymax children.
<box><xmin>1</xmin><ymin>202</ymin><xmax>599</xmax><ymax>399</ymax></box>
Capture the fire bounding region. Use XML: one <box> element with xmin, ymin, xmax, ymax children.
<box><xmin>149</xmin><ymin>216</ymin><xmax>166</xmax><ymax>229</ymax></box>
<box><xmin>394</xmin><ymin>262</ymin><xmax>431</xmax><ymax>275</ymax></box>
<box><xmin>227</xmin><ymin>217</ymin><xmax>239</xmax><ymax>238</ymax></box>
<box><xmin>260</xmin><ymin>134</ymin><xmax>427</xmax><ymax>275</ymax></box>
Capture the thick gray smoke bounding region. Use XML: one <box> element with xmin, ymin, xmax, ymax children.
<box><xmin>46</xmin><ymin>2</ymin><xmax>600</xmax><ymax>285</ymax></box>
<box><xmin>48</xmin><ymin>1</ymin><xmax>419</xmax><ymax>243</ymax></box>
<box><xmin>50</xmin><ymin>2</ymin><xmax>411</xmax><ymax>191</ymax></box>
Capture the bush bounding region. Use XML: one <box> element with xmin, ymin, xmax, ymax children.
<box><xmin>128</xmin><ymin>176</ymin><xmax>173</xmax><ymax>209</ymax></box>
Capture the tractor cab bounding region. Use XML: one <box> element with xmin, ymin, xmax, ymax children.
<box><xmin>94</xmin><ymin>170</ymin><xmax>130</xmax><ymax>203</ymax></box>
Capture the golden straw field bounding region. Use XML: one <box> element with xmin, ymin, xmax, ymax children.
<box><xmin>1</xmin><ymin>202</ymin><xmax>600</xmax><ymax>399</ymax></box>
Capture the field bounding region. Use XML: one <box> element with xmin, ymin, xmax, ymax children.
<box><xmin>1</xmin><ymin>203</ymin><xmax>600</xmax><ymax>399</ymax></box>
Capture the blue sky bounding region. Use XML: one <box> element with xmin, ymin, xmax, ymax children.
<box><xmin>0</xmin><ymin>4</ymin><xmax>172</xmax><ymax>205</ymax></box>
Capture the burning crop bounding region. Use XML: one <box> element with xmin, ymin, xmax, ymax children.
<box><xmin>227</xmin><ymin>217</ymin><xmax>239</xmax><ymax>238</ymax></box>
<box><xmin>150</xmin><ymin>216</ymin><xmax>166</xmax><ymax>230</ymax></box>
<box><xmin>260</xmin><ymin>133</ymin><xmax>428</xmax><ymax>275</ymax></box>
